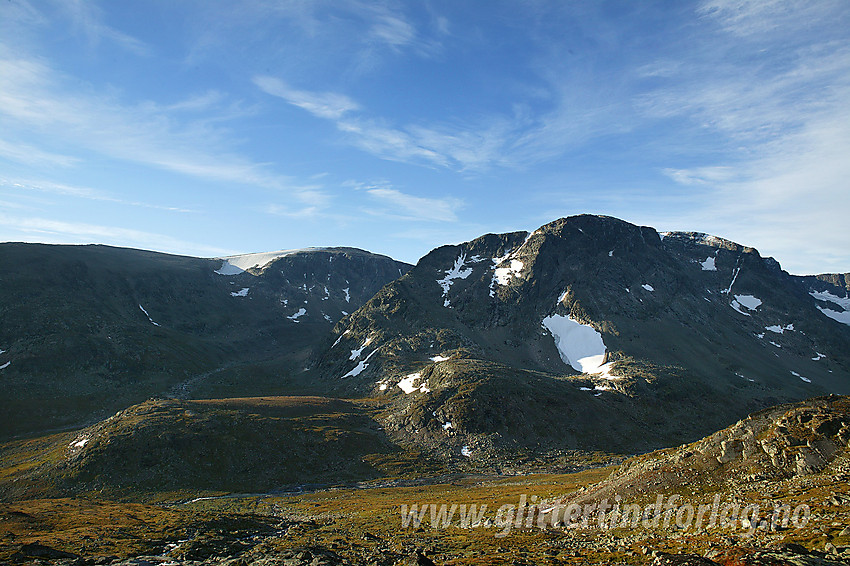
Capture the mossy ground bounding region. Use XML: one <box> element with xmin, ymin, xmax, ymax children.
<box><xmin>2</xmin><ymin>395</ymin><xmax>849</xmax><ymax>565</ymax></box>
<box><xmin>2</xmin><ymin>462</ymin><xmax>848</xmax><ymax>565</ymax></box>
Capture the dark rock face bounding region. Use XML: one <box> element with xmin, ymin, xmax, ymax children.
<box><xmin>0</xmin><ymin>244</ymin><xmax>410</xmax><ymax>439</ymax></box>
<box><xmin>311</xmin><ymin>215</ymin><xmax>850</xmax><ymax>460</ymax></box>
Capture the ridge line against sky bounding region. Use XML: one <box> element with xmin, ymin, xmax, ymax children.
<box><xmin>0</xmin><ymin>0</ymin><xmax>848</xmax><ymax>274</ymax></box>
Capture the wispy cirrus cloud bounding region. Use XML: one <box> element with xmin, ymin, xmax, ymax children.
<box><xmin>57</xmin><ymin>0</ymin><xmax>150</xmax><ymax>55</ymax></box>
<box><xmin>255</xmin><ymin>75</ymin><xmax>541</xmax><ymax>172</ymax></box>
<box><xmin>253</xmin><ymin>77</ymin><xmax>359</xmax><ymax>120</ymax></box>
<box><xmin>0</xmin><ymin>138</ymin><xmax>80</xmax><ymax>168</ymax></box>
<box><xmin>0</xmin><ymin>178</ymin><xmax>195</xmax><ymax>213</ymax></box>
<box><xmin>0</xmin><ymin>212</ymin><xmax>232</xmax><ymax>257</ymax></box>
<box><xmin>264</xmin><ymin>203</ymin><xmax>325</xmax><ymax>219</ymax></box>
<box><xmin>184</xmin><ymin>0</ymin><xmax>439</xmax><ymax>74</ymax></box>
<box><xmin>368</xmin><ymin>11</ymin><xmax>416</xmax><ymax>49</ymax></box>
<box><xmin>0</xmin><ymin>48</ymin><xmax>326</xmax><ymax>208</ymax></box>
<box><xmin>658</xmin><ymin>105</ymin><xmax>850</xmax><ymax>274</ymax></box>
<box><xmin>697</xmin><ymin>0</ymin><xmax>846</xmax><ymax>38</ymax></box>
<box><xmin>647</xmin><ymin>2</ymin><xmax>850</xmax><ymax>274</ymax></box>
<box><xmin>364</xmin><ymin>185</ymin><xmax>463</xmax><ymax>223</ymax></box>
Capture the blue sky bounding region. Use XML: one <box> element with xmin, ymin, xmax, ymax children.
<box><xmin>1</xmin><ymin>1</ymin><xmax>848</xmax><ymax>274</ymax></box>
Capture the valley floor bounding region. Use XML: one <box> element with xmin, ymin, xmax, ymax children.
<box><xmin>2</xmin><ymin>462</ymin><xmax>849</xmax><ymax>566</ymax></box>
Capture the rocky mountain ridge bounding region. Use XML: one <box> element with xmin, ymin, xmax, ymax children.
<box><xmin>0</xmin><ymin>243</ymin><xmax>410</xmax><ymax>439</ymax></box>
<box><xmin>310</xmin><ymin>215</ymin><xmax>850</xmax><ymax>461</ymax></box>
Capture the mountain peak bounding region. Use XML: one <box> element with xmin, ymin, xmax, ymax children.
<box><xmin>310</xmin><ymin>216</ymin><xmax>850</xmax><ymax>463</ymax></box>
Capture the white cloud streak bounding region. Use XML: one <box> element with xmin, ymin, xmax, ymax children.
<box><xmin>256</xmin><ymin>77</ymin><xmax>546</xmax><ymax>172</ymax></box>
<box><xmin>0</xmin><ymin>138</ymin><xmax>80</xmax><ymax>168</ymax></box>
<box><xmin>0</xmin><ymin>178</ymin><xmax>195</xmax><ymax>213</ymax></box>
<box><xmin>58</xmin><ymin>0</ymin><xmax>150</xmax><ymax>55</ymax></box>
<box><xmin>0</xmin><ymin>212</ymin><xmax>231</xmax><ymax>257</ymax></box>
<box><xmin>365</xmin><ymin>186</ymin><xmax>462</xmax><ymax>223</ymax></box>
<box><xmin>0</xmin><ymin>48</ymin><xmax>326</xmax><ymax>207</ymax></box>
<box><xmin>253</xmin><ymin>76</ymin><xmax>359</xmax><ymax>119</ymax></box>
<box><xmin>184</xmin><ymin>0</ymin><xmax>435</xmax><ymax>73</ymax></box>
<box><xmin>697</xmin><ymin>0</ymin><xmax>845</xmax><ymax>38</ymax></box>
<box><xmin>648</xmin><ymin>2</ymin><xmax>850</xmax><ymax>274</ymax></box>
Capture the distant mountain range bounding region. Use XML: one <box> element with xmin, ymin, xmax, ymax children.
<box><xmin>0</xmin><ymin>243</ymin><xmax>409</xmax><ymax>439</ymax></box>
<box><xmin>1</xmin><ymin>215</ymin><xmax>848</xmax><ymax>491</ymax></box>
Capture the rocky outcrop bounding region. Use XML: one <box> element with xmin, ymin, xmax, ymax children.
<box><xmin>558</xmin><ymin>395</ymin><xmax>850</xmax><ymax>507</ymax></box>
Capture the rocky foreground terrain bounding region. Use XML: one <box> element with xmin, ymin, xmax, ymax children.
<box><xmin>2</xmin><ymin>396</ymin><xmax>849</xmax><ymax>566</ymax></box>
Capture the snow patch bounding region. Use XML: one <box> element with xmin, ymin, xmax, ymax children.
<box><xmin>810</xmin><ymin>289</ymin><xmax>850</xmax><ymax>310</ymax></box>
<box><xmin>730</xmin><ymin>301</ymin><xmax>750</xmax><ymax>316</ymax></box>
<box><xmin>461</xmin><ymin>446</ymin><xmax>472</xmax><ymax>457</ymax></box>
<box><xmin>723</xmin><ymin>265</ymin><xmax>742</xmax><ymax>294</ymax></box>
<box><xmin>735</xmin><ymin>295</ymin><xmax>762</xmax><ymax>310</ymax></box>
<box><xmin>287</xmin><ymin>308</ymin><xmax>307</xmax><ymax>322</ymax></box>
<box><xmin>769</xmin><ymin>341</ymin><xmax>782</xmax><ymax>348</ymax></box>
<box><xmin>493</xmin><ymin>259</ymin><xmax>524</xmax><ymax>286</ymax></box>
<box><xmin>488</xmin><ymin>250</ymin><xmax>523</xmax><ymax>296</ymax></box>
<box><xmin>641</xmin><ymin>284</ymin><xmax>654</xmax><ymax>292</ymax></box>
<box><xmin>700</xmin><ymin>256</ymin><xmax>717</xmax><ymax>271</ymax></box>
<box><xmin>731</xmin><ymin>294</ymin><xmax>761</xmax><ymax>315</ymax></box>
<box><xmin>139</xmin><ymin>304</ymin><xmax>161</xmax><ymax>326</ymax></box>
<box><xmin>350</xmin><ymin>337</ymin><xmax>374</xmax><ymax>360</ymax></box>
<box><xmin>430</xmin><ymin>355</ymin><xmax>450</xmax><ymax>363</ymax></box>
<box><xmin>735</xmin><ymin>372</ymin><xmax>755</xmax><ymax>382</ymax></box>
<box><xmin>70</xmin><ymin>438</ymin><xmax>89</xmax><ymax>449</ymax></box>
<box><xmin>230</xmin><ymin>287</ymin><xmax>250</xmax><ymax>297</ymax></box>
<box><xmin>398</xmin><ymin>372</ymin><xmax>429</xmax><ymax>394</ymax></box>
<box><xmin>442</xmin><ymin>422</ymin><xmax>453</xmax><ymax>430</ymax></box>
<box><xmin>608</xmin><ymin>250</ymin><xmax>614</xmax><ymax>257</ymax></box>
<box><xmin>812</xmin><ymin>352</ymin><xmax>826</xmax><ymax>361</ymax></box>
<box><xmin>437</xmin><ymin>253</ymin><xmax>474</xmax><ymax>307</ymax></box>
<box><xmin>343</xmin><ymin>348</ymin><xmax>378</xmax><ymax>378</ymax></box>
<box><xmin>765</xmin><ymin>323</ymin><xmax>793</xmax><ymax>334</ymax></box>
<box><xmin>0</xmin><ymin>361</ymin><xmax>10</xmax><ymax>370</ymax></box>
<box><xmin>542</xmin><ymin>313</ymin><xmax>609</xmax><ymax>375</ymax></box>
<box><xmin>343</xmin><ymin>287</ymin><xmax>350</xmax><ymax>303</ymax></box>
<box><xmin>215</xmin><ymin>249</ymin><xmax>321</xmax><ymax>275</ymax></box>
<box><xmin>593</xmin><ymin>362</ymin><xmax>618</xmax><ymax>380</ymax></box>
<box><xmin>214</xmin><ymin>261</ymin><xmax>244</xmax><ymax>276</ymax></box>
<box><xmin>816</xmin><ymin>306</ymin><xmax>850</xmax><ymax>326</ymax></box>
<box><xmin>791</xmin><ymin>371</ymin><xmax>811</xmax><ymax>383</ymax></box>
